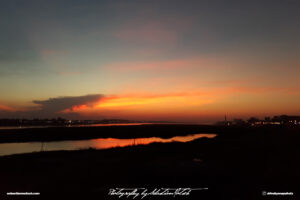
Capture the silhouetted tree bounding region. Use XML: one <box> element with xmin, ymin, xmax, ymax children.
<box><xmin>247</xmin><ymin>117</ymin><xmax>260</xmax><ymax>124</ymax></box>
<box><xmin>233</xmin><ymin>118</ymin><xmax>246</xmax><ymax>126</ymax></box>
<box><xmin>264</xmin><ymin>117</ymin><xmax>271</xmax><ymax>122</ymax></box>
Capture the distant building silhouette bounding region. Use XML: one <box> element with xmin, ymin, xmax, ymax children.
<box><xmin>215</xmin><ymin>115</ymin><xmax>300</xmax><ymax>126</ymax></box>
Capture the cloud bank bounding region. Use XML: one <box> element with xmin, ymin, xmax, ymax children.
<box><xmin>0</xmin><ymin>94</ymin><xmax>104</xmax><ymax>119</ymax></box>
<box><xmin>32</xmin><ymin>94</ymin><xmax>103</xmax><ymax>114</ymax></box>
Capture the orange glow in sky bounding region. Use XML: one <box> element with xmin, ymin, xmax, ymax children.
<box><xmin>96</xmin><ymin>96</ymin><xmax>162</xmax><ymax>108</ymax></box>
<box><xmin>0</xmin><ymin>104</ymin><xmax>16</xmax><ymax>112</ymax></box>
<box><xmin>50</xmin><ymin>86</ymin><xmax>300</xmax><ymax>123</ymax></box>
<box><xmin>61</xmin><ymin>93</ymin><xmax>215</xmax><ymax>113</ymax></box>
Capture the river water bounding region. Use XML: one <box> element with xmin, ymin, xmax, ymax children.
<box><xmin>0</xmin><ymin>133</ymin><xmax>216</xmax><ymax>156</ymax></box>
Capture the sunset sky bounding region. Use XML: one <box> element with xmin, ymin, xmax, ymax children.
<box><xmin>0</xmin><ymin>0</ymin><xmax>300</xmax><ymax>123</ymax></box>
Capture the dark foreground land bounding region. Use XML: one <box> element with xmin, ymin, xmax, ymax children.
<box><xmin>0</xmin><ymin>125</ymin><xmax>299</xmax><ymax>200</ymax></box>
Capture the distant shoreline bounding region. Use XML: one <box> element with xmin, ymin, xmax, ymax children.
<box><xmin>0</xmin><ymin>122</ymin><xmax>188</xmax><ymax>130</ymax></box>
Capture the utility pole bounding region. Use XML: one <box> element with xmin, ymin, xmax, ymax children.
<box><xmin>225</xmin><ymin>115</ymin><xmax>229</xmax><ymax>126</ymax></box>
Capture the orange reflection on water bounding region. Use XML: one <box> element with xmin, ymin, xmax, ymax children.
<box><xmin>0</xmin><ymin>134</ymin><xmax>217</xmax><ymax>156</ymax></box>
<box><xmin>88</xmin><ymin>133</ymin><xmax>216</xmax><ymax>149</ymax></box>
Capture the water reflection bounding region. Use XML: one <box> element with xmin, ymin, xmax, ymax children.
<box><xmin>0</xmin><ymin>133</ymin><xmax>216</xmax><ymax>156</ymax></box>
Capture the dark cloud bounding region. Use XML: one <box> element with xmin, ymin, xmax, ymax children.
<box><xmin>0</xmin><ymin>94</ymin><xmax>104</xmax><ymax>119</ymax></box>
<box><xmin>33</xmin><ymin>94</ymin><xmax>103</xmax><ymax>113</ymax></box>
